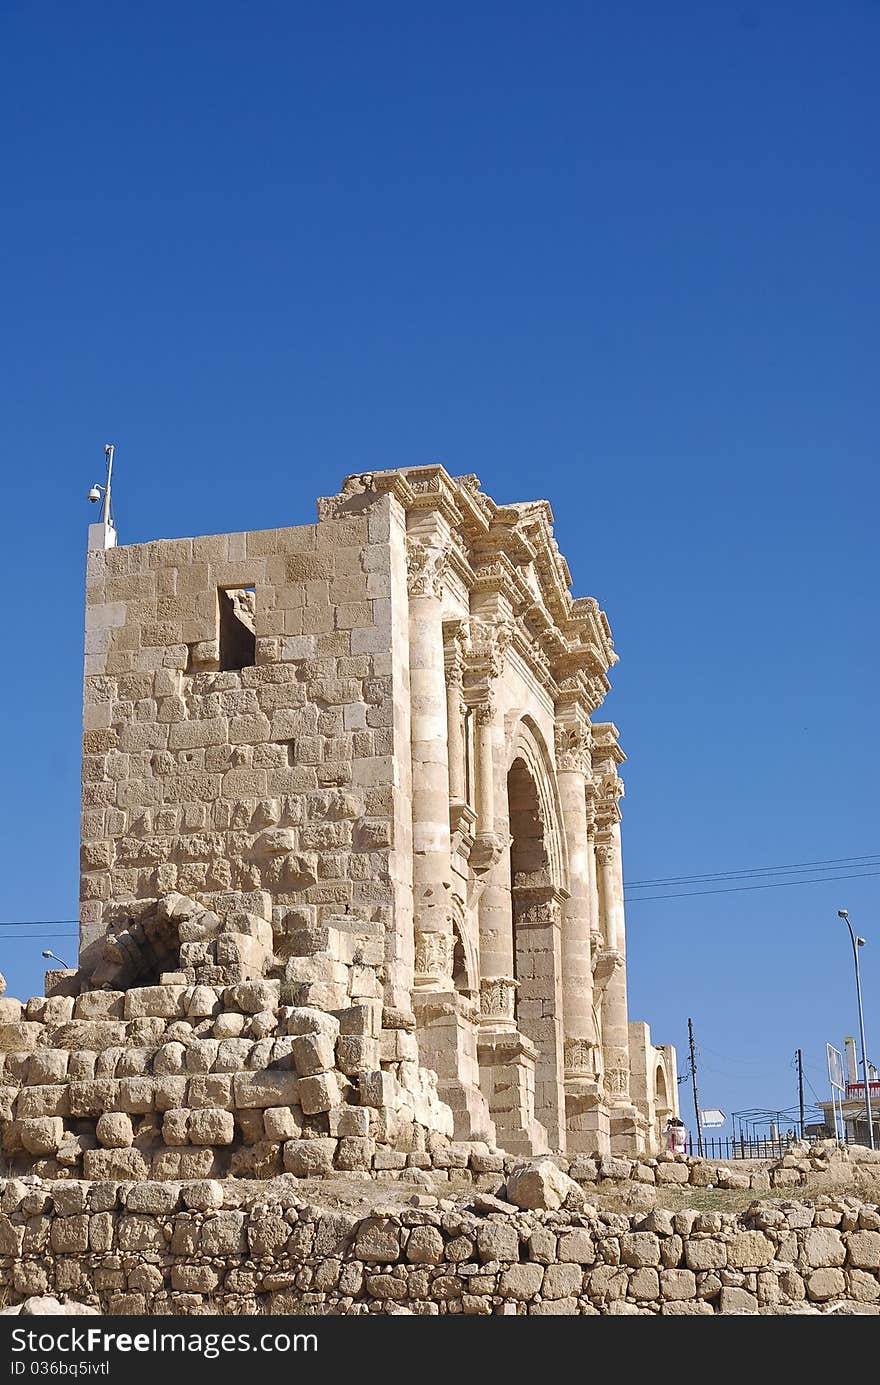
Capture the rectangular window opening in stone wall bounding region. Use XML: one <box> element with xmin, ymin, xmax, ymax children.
<box><xmin>218</xmin><ymin>586</ymin><xmax>256</xmax><ymax>671</ymax></box>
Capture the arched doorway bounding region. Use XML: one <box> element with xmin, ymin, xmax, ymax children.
<box><xmin>655</xmin><ymin>1062</ymin><xmax>671</xmax><ymax>1143</ymax></box>
<box><xmin>506</xmin><ymin>748</ymin><xmax>566</xmax><ymax>1149</ymax></box>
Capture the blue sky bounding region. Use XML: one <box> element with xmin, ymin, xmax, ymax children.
<box><xmin>1</xmin><ymin>2</ymin><xmax>878</xmax><ymax>1135</ymax></box>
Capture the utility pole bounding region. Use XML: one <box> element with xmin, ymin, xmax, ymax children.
<box><xmin>688</xmin><ymin>1018</ymin><xmax>704</xmax><ymax>1157</ymax></box>
<box><xmin>796</xmin><ymin>1049</ymin><xmax>805</xmax><ymax>1140</ymax></box>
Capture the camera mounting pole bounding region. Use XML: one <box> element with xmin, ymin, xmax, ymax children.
<box><xmin>87</xmin><ymin>442</ymin><xmax>118</xmax><ymax>551</ymax></box>
<box><xmin>102</xmin><ymin>444</ymin><xmax>114</xmax><ymax>527</ymax></box>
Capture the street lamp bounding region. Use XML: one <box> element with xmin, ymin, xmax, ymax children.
<box><xmin>41</xmin><ymin>949</ymin><xmax>70</xmax><ymax>970</ymax></box>
<box><xmin>837</xmin><ymin>910</ymin><xmax>875</xmax><ymax>1150</ymax></box>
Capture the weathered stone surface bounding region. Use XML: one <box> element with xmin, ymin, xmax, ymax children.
<box><xmin>804</xmin><ymin>1228</ymin><xmax>846</xmax><ymax>1268</ymax></box>
<box><xmin>848</xmin><ymin>1231</ymin><xmax>880</xmax><ymax>1270</ymax></box>
<box><xmin>726</xmin><ymin>1231</ymin><xmax>775</xmax><ymax>1269</ymax></box>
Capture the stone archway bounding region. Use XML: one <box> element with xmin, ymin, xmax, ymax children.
<box><xmin>506</xmin><ymin>726</ymin><xmax>568</xmax><ymax>1150</ymax></box>
<box><xmin>654</xmin><ymin>1061</ymin><xmax>672</xmax><ymax>1144</ymax></box>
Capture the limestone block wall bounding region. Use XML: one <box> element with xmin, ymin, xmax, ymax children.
<box><xmin>0</xmin><ymin>1179</ymin><xmax>878</xmax><ymax>1314</ymax></box>
<box><xmin>81</xmin><ymin>497</ymin><xmax>413</xmax><ymax>1008</ymax></box>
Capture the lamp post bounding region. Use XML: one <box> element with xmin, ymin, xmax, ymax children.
<box><xmin>41</xmin><ymin>949</ymin><xmax>70</xmax><ymax>970</ymax></box>
<box><xmin>837</xmin><ymin>910</ymin><xmax>875</xmax><ymax>1150</ymax></box>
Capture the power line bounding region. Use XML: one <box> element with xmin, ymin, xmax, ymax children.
<box><xmin>625</xmin><ymin>867</ymin><xmax>880</xmax><ymax>904</ymax></box>
<box><xmin>626</xmin><ymin>852</ymin><xmax>880</xmax><ymax>889</ymax></box>
<box><xmin>0</xmin><ymin>920</ymin><xmax>80</xmax><ymax>928</ymax></box>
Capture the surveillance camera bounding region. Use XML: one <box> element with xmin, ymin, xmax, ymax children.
<box><xmin>88</xmin><ymin>486</ymin><xmax>101</xmax><ymax>503</ymax></box>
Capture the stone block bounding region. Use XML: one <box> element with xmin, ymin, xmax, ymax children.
<box><xmin>354</xmin><ymin>1217</ymin><xmax>400</xmax><ymax>1263</ymax></box>
<box><xmin>263</xmin><ymin>1106</ymin><xmax>302</xmax><ymax>1141</ymax></box>
<box><xmin>83</xmin><ymin>1148</ymin><xmax>150</xmax><ymax>1181</ymax></box>
<box><xmin>73</xmin><ymin>991</ymin><xmax>125</xmax><ymax>1020</ymax></box>
<box><xmin>283</xmin><ymin>1137</ymin><xmax>338</xmax><ymax>1177</ymax></box>
<box><xmin>20</xmin><ymin>1117</ymin><xmax>66</xmax><ymax>1155</ymax></box>
<box><xmin>298</xmin><ymin>1071</ymin><xmax>341</xmax><ymax>1115</ymax></box>
<box><xmin>804</xmin><ymin>1228</ymin><xmax>846</xmax><ymax>1268</ymax></box>
<box><xmin>806</xmin><ymin>1268</ymin><xmax>846</xmax><ymax>1301</ymax></box>
<box><xmin>498</xmin><ymin>1263</ymin><xmax>544</xmax><ymax>1300</ymax></box>
<box><xmin>233</xmin><ymin>1069</ymin><xmax>301</xmax><ymax>1109</ymax></box>
<box><xmin>685</xmin><ymin>1239</ymin><xmax>727</xmax><ymax>1271</ymax></box>
<box><xmin>335</xmin><ymin>1136</ymin><xmax>375</xmax><ymax>1171</ymax></box>
<box><xmin>95</xmin><ymin>1113</ymin><xmax>134</xmax><ymax>1148</ymax></box>
<box><xmin>69</xmin><ymin>1079</ymin><xmax>120</xmax><ymax>1117</ymax></box>
<box><xmin>726</xmin><ymin>1231</ymin><xmax>775</xmax><ymax>1269</ymax></box>
<box><xmin>188</xmin><ymin>1107</ymin><xmax>235</xmax><ymax>1145</ymax></box>
<box><xmin>0</xmin><ymin>1024</ymin><xmax>46</xmax><ymax>1052</ymax></box>
<box><xmin>123</xmin><ymin>987</ymin><xmax>187</xmax><ymax>1019</ymax></box>
<box><xmin>224</xmin><ymin>980</ymin><xmax>280</xmax><ymax>1014</ymax></box>
<box><xmin>16</xmin><ymin>1085</ymin><xmax>69</xmax><ymax>1118</ymax></box>
<box><xmin>476</xmin><ymin>1223</ymin><xmax>519</xmax><ymax>1263</ymax></box>
<box><xmin>557</xmin><ymin>1229</ymin><xmax>596</xmax><ymax>1265</ymax></box>
<box><xmin>26</xmin><ymin>1050</ymin><xmax>70</xmax><ymax>1085</ymax></box>
<box><xmin>660</xmin><ymin>1269</ymin><xmax>697</xmax><ymax>1300</ymax></box>
<box><xmin>848</xmin><ymin>1231</ymin><xmax>880</xmax><ymax>1270</ymax></box>
<box><xmin>291</xmin><ymin>1031</ymin><xmax>336</xmax><ymax>1077</ymax></box>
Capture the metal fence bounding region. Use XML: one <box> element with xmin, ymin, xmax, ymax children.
<box><xmin>684</xmin><ymin>1133</ymin><xmax>804</xmax><ymax>1160</ymax></box>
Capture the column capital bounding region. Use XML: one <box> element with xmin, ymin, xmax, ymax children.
<box><xmin>406</xmin><ymin>537</ymin><xmax>448</xmax><ymax>598</ymax></box>
<box><xmin>463</xmin><ymin>616</ymin><xmax>512</xmax><ymax>679</ymax></box>
<box><xmin>479</xmin><ymin>974</ymin><xmax>519</xmax><ymax>1026</ymax></box>
<box><xmin>554</xmin><ymin>718</ymin><xmax>591</xmax><ymax>774</ymax></box>
<box><xmin>413</xmin><ymin>928</ymin><xmax>454</xmax><ymax>989</ymax></box>
<box><xmin>594</xmin><ymin>771</ymin><xmax>624</xmax><ymax>829</ymax></box>
<box><xmin>595</xmin><ymin>841</ymin><xmax>614</xmax><ymax>868</ymax></box>
<box><xmin>442</xmin><ymin>618</ymin><xmax>469</xmax><ymax>690</ymax></box>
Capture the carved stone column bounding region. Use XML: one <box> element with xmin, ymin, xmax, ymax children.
<box><xmin>555</xmin><ymin>715</ymin><xmax>604</xmax><ymax>1151</ymax></box>
<box><xmin>443</xmin><ymin>620</ymin><xmax>468</xmax><ymax>808</ymax></box>
<box><xmin>406</xmin><ymin>527</ymin><xmax>454</xmax><ymax>987</ymax></box>
<box><xmin>596</xmin><ymin>828</ymin><xmax>629</xmax><ymax>1098</ymax></box>
<box><xmin>406</xmin><ymin>526</ymin><xmax>494</xmax><ymax>1144</ymax></box>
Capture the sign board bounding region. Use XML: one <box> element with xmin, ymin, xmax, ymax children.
<box><xmin>826</xmin><ymin>1043</ymin><xmax>845</xmax><ymax>1092</ymax></box>
<box><xmin>700</xmin><ymin>1109</ymin><xmax>726</xmax><ymax>1127</ymax></box>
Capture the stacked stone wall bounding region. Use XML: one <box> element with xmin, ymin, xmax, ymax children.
<box><xmin>0</xmin><ymin>1180</ymin><xmax>878</xmax><ymax>1314</ymax></box>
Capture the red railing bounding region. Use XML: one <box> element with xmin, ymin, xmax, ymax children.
<box><xmin>845</xmin><ymin>1081</ymin><xmax>880</xmax><ymax>1100</ymax></box>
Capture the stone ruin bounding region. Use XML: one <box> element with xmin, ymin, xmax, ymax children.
<box><xmin>1</xmin><ymin>469</ymin><xmax>879</xmax><ymax>1317</ymax></box>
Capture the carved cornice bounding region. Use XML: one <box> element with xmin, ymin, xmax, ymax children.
<box><xmin>326</xmin><ymin>465</ymin><xmax>619</xmax><ymax>710</ymax></box>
